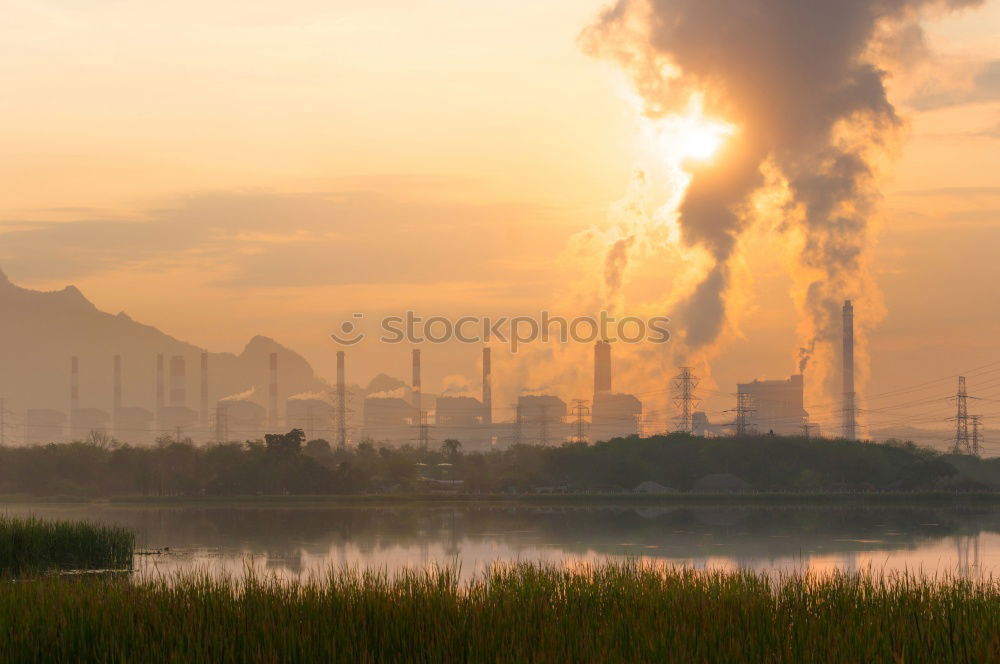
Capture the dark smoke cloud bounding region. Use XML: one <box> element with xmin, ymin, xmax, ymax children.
<box><xmin>583</xmin><ymin>0</ymin><xmax>982</xmax><ymax>354</ymax></box>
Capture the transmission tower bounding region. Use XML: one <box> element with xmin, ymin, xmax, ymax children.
<box><xmin>570</xmin><ymin>399</ymin><xmax>590</xmax><ymax>444</ymax></box>
<box><xmin>952</xmin><ymin>376</ymin><xmax>972</xmax><ymax>455</ymax></box>
<box><xmin>972</xmin><ymin>415</ymin><xmax>983</xmax><ymax>457</ymax></box>
<box><xmin>415</xmin><ymin>411</ymin><xmax>432</xmax><ymax>451</ymax></box>
<box><xmin>671</xmin><ymin>367</ymin><xmax>700</xmax><ymax>432</ymax></box>
<box><xmin>333</xmin><ymin>393</ymin><xmax>353</xmax><ymax>448</ymax></box>
<box><xmin>727</xmin><ymin>392</ymin><xmax>755</xmax><ymax>438</ymax></box>
<box><xmin>511</xmin><ymin>402</ymin><xmax>524</xmax><ymax>446</ymax></box>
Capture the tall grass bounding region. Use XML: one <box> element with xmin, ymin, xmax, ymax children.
<box><xmin>0</xmin><ymin>515</ymin><xmax>134</xmax><ymax>576</ymax></box>
<box><xmin>1</xmin><ymin>561</ymin><xmax>998</xmax><ymax>662</ymax></box>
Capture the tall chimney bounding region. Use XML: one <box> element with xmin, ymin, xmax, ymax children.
<box><xmin>200</xmin><ymin>351</ymin><xmax>209</xmax><ymax>428</ymax></box>
<box><xmin>482</xmin><ymin>347</ymin><xmax>492</xmax><ymax>425</ymax></box>
<box><xmin>336</xmin><ymin>350</ymin><xmax>347</xmax><ymax>447</ymax></box>
<box><xmin>594</xmin><ymin>341</ymin><xmax>612</xmax><ymax>394</ymax></box>
<box><xmin>169</xmin><ymin>355</ymin><xmax>186</xmax><ymax>407</ymax></box>
<box><xmin>412</xmin><ymin>349</ymin><xmax>422</xmax><ymax>421</ymax></box>
<box><xmin>842</xmin><ymin>300</ymin><xmax>857</xmax><ymax>440</ymax></box>
<box><xmin>113</xmin><ymin>355</ymin><xmax>122</xmax><ymax>416</ymax></box>
<box><xmin>156</xmin><ymin>354</ymin><xmax>165</xmax><ymax>414</ymax></box>
<box><xmin>268</xmin><ymin>352</ymin><xmax>278</xmax><ymax>429</ymax></box>
<box><xmin>70</xmin><ymin>355</ymin><xmax>80</xmax><ymax>416</ymax></box>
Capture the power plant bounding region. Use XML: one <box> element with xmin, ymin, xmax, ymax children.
<box><xmin>6</xmin><ymin>303</ymin><xmax>874</xmax><ymax>449</ymax></box>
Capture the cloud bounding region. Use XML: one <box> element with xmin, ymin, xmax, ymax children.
<box><xmin>907</xmin><ymin>59</ymin><xmax>1000</xmax><ymax>110</ymax></box>
<box><xmin>0</xmin><ymin>182</ymin><xmax>570</xmax><ymax>290</ymax></box>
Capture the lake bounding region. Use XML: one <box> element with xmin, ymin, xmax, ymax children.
<box><xmin>3</xmin><ymin>502</ymin><xmax>997</xmax><ymax>581</ymax></box>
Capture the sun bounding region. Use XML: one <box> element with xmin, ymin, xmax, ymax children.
<box><xmin>648</xmin><ymin>96</ymin><xmax>737</xmax><ymax>165</ymax></box>
<box><xmin>678</xmin><ymin>119</ymin><xmax>734</xmax><ymax>161</ymax></box>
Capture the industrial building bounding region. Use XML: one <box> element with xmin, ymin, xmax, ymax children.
<box><xmin>590</xmin><ymin>341</ymin><xmax>643</xmax><ymax>442</ymax></box>
<box><xmin>737</xmin><ymin>374</ymin><xmax>808</xmax><ymax>436</ymax></box>
<box><xmin>517</xmin><ymin>395</ymin><xmax>567</xmax><ymax>445</ymax></box>
<box><xmin>286</xmin><ymin>395</ymin><xmax>335</xmax><ymax>442</ymax></box>
<box><xmin>219</xmin><ymin>398</ymin><xmax>266</xmax><ymax>441</ymax></box>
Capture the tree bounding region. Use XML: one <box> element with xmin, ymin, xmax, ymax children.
<box><xmin>304</xmin><ymin>439</ymin><xmax>332</xmax><ymax>457</ymax></box>
<box><xmin>265</xmin><ymin>429</ymin><xmax>305</xmax><ymax>455</ymax></box>
<box><xmin>441</xmin><ymin>438</ymin><xmax>462</xmax><ymax>461</ymax></box>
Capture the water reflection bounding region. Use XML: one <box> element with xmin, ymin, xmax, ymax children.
<box><xmin>3</xmin><ymin>503</ymin><xmax>998</xmax><ymax>581</ymax></box>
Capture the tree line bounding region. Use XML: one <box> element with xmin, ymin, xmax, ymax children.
<box><xmin>0</xmin><ymin>430</ymin><xmax>992</xmax><ymax>498</ymax></box>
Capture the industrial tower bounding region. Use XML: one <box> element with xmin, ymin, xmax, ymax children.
<box><xmin>842</xmin><ymin>300</ymin><xmax>857</xmax><ymax>440</ymax></box>
<box><xmin>672</xmin><ymin>367</ymin><xmax>699</xmax><ymax>433</ymax></box>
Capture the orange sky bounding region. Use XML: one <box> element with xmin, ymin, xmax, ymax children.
<box><xmin>2</xmin><ymin>0</ymin><xmax>999</xmax><ymax>443</ymax></box>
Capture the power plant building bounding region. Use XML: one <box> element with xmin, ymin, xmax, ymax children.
<box><xmin>286</xmin><ymin>396</ymin><xmax>335</xmax><ymax>441</ymax></box>
<box><xmin>590</xmin><ymin>341</ymin><xmax>643</xmax><ymax>442</ymax></box>
<box><xmin>517</xmin><ymin>395</ymin><xmax>567</xmax><ymax>445</ymax></box>
<box><xmin>737</xmin><ymin>374</ymin><xmax>808</xmax><ymax>435</ymax></box>
<box><xmin>219</xmin><ymin>399</ymin><xmax>265</xmax><ymax>440</ymax></box>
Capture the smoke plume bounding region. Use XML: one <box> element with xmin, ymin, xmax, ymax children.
<box><xmin>583</xmin><ymin>0</ymin><xmax>982</xmax><ymax>394</ymax></box>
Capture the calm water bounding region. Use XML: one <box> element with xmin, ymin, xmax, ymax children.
<box><xmin>4</xmin><ymin>503</ymin><xmax>999</xmax><ymax>581</ymax></box>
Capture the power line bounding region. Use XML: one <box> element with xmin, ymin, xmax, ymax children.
<box><xmin>671</xmin><ymin>367</ymin><xmax>699</xmax><ymax>433</ymax></box>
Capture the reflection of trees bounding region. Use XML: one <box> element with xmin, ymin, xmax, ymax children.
<box><xmin>955</xmin><ymin>534</ymin><xmax>981</xmax><ymax>577</ymax></box>
<box><xmin>10</xmin><ymin>504</ymin><xmax>1000</xmax><ymax>565</ymax></box>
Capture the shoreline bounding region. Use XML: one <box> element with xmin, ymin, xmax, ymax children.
<box><xmin>5</xmin><ymin>490</ymin><xmax>1000</xmax><ymax>507</ymax></box>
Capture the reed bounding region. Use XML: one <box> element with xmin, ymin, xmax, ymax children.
<box><xmin>0</xmin><ymin>560</ymin><xmax>998</xmax><ymax>662</ymax></box>
<box><xmin>0</xmin><ymin>515</ymin><xmax>134</xmax><ymax>576</ymax></box>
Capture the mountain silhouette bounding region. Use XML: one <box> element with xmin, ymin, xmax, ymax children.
<box><xmin>0</xmin><ymin>268</ymin><xmax>329</xmax><ymax>424</ymax></box>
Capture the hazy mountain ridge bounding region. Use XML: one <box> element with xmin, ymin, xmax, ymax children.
<box><xmin>0</xmin><ymin>267</ymin><xmax>329</xmax><ymax>415</ymax></box>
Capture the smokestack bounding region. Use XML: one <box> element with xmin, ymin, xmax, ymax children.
<box><xmin>594</xmin><ymin>341</ymin><xmax>612</xmax><ymax>394</ymax></box>
<box><xmin>412</xmin><ymin>349</ymin><xmax>421</xmax><ymax>420</ymax></box>
<box><xmin>69</xmin><ymin>355</ymin><xmax>79</xmax><ymax>437</ymax></box>
<box><xmin>70</xmin><ymin>355</ymin><xmax>79</xmax><ymax>415</ymax></box>
<box><xmin>200</xmin><ymin>351</ymin><xmax>209</xmax><ymax>427</ymax></box>
<box><xmin>482</xmin><ymin>347</ymin><xmax>492</xmax><ymax>425</ymax></box>
<box><xmin>268</xmin><ymin>352</ymin><xmax>278</xmax><ymax>429</ymax></box>
<box><xmin>843</xmin><ymin>300</ymin><xmax>857</xmax><ymax>440</ymax></box>
<box><xmin>113</xmin><ymin>355</ymin><xmax>122</xmax><ymax>416</ymax></box>
<box><xmin>156</xmin><ymin>354</ymin><xmax>165</xmax><ymax>414</ymax></box>
<box><xmin>336</xmin><ymin>351</ymin><xmax>347</xmax><ymax>447</ymax></box>
<box><xmin>169</xmin><ymin>355</ymin><xmax>186</xmax><ymax>407</ymax></box>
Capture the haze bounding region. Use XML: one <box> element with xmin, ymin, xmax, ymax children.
<box><xmin>2</xmin><ymin>0</ymin><xmax>1000</xmax><ymax>443</ymax></box>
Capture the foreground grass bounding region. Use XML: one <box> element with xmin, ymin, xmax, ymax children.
<box><xmin>2</xmin><ymin>562</ymin><xmax>999</xmax><ymax>662</ymax></box>
<box><xmin>0</xmin><ymin>515</ymin><xmax>134</xmax><ymax>576</ymax></box>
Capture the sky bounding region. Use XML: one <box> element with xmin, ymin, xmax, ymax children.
<box><xmin>2</xmin><ymin>0</ymin><xmax>1000</xmax><ymax>440</ymax></box>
